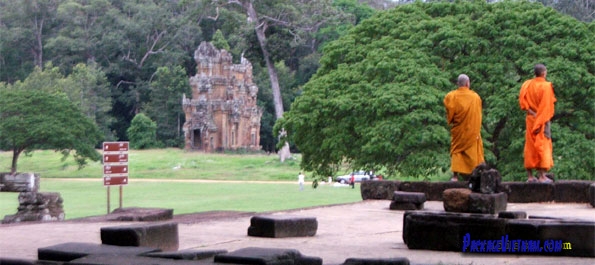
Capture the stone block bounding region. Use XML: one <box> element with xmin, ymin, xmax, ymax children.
<box><xmin>142</xmin><ymin>249</ymin><xmax>227</xmax><ymax>260</ymax></box>
<box><xmin>0</xmin><ymin>258</ymin><xmax>40</xmax><ymax>265</ymax></box>
<box><xmin>537</xmin><ymin>220</ymin><xmax>595</xmax><ymax>257</ymax></box>
<box><xmin>442</xmin><ymin>188</ymin><xmax>471</xmax><ymax>212</ymax></box>
<box><xmin>214</xmin><ymin>247</ymin><xmax>323</xmax><ymax>265</ymax></box>
<box><xmin>342</xmin><ymin>257</ymin><xmax>410</xmax><ymax>265</ymax></box>
<box><xmin>403</xmin><ymin>211</ymin><xmax>507</xmax><ymax>251</ymax></box>
<box><xmin>468</xmin><ymin>163</ymin><xmax>501</xmax><ymax>194</ymax></box>
<box><xmin>468</xmin><ymin>192</ymin><xmax>507</xmax><ymax>214</ymax></box>
<box><xmin>3</xmin><ymin>192</ymin><xmax>64</xmax><ymax>224</ymax></box>
<box><xmin>37</xmin><ymin>242</ymin><xmax>159</xmax><ymax>262</ymax></box>
<box><xmin>247</xmin><ymin>215</ymin><xmax>317</xmax><ymax>238</ymax></box>
<box><xmin>68</xmin><ymin>253</ymin><xmax>203</xmax><ymax>265</ymax></box>
<box><xmin>498</xmin><ymin>211</ymin><xmax>527</xmax><ymax>219</ymax></box>
<box><xmin>495</xmin><ymin>218</ymin><xmax>595</xmax><ymax>257</ymax></box>
<box><xmin>107</xmin><ymin>207</ymin><xmax>173</xmax><ymax>221</ymax></box>
<box><xmin>360</xmin><ymin>180</ymin><xmax>399</xmax><ymax>200</ymax></box>
<box><xmin>590</xmin><ymin>183</ymin><xmax>595</xmax><ymax>207</ymax></box>
<box><xmin>398</xmin><ymin>181</ymin><xmax>467</xmax><ymax>201</ymax></box>
<box><xmin>393</xmin><ymin>191</ymin><xmax>426</xmax><ymax>204</ymax></box>
<box><xmin>553</xmin><ymin>181</ymin><xmax>592</xmax><ymax>203</ymax></box>
<box><xmin>500</xmin><ymin>182</ymin><xmax>554</xmax><ymax>203</ymax></box>
<box><xmin>100</xmin><ymin>222</ymin><xmax>179</xmax><ymax>251</ymax></box>
<box><xmin>0</xmin><ymin>172</ymin><xmax>40</xmax><ymax>192</ymax></box>
<box><xmin>389</xmin><ymin>201</ymin><xmax>423</xmax><ymax>210</ymax></box>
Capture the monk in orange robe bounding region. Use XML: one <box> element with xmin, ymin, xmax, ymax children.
<box><xmin>444</xmin><ymin>74</ymin><xmax>485</xmax><ymax>181</ymax></box>
<box><xmin>519</xmin><ymin>64</ymin><xmax>556</xmax><ymax>183</ymax></box>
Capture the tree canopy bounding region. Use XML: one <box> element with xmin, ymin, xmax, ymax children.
<box><xmin>0</xmin><ymin>88</ymin><xmax>103</xmax><ymax>174</ymax></box>
<box><xmin>276</xmin><ymin>0</ymin><xmax>595</xmax><ymax>180</ymax></box>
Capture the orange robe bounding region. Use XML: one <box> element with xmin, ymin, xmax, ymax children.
<box><xmin>519</xmin><ymin>77</ymin><xmax>556</xmax><ymax>170</ymax></box>
<box><xmin>444</xmin><ymin>87</ymin><xmax>485</xmax><ymax>174</ymax></box>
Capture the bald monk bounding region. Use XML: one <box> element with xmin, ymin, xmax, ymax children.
<box><xmin>519</xmin><ymin>64</ymin><xmax>556</xmax><ymax>183</ymax></box>
<box><xmin>444</xmin><ymin>74</ymin><xmax>485</xmax><ymax>181</ymax></box>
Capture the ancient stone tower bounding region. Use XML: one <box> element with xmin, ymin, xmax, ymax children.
<box><xmin>182</xmin><ymin>42</ymin><xmax>262</xmax><ymax>152</ymax></box>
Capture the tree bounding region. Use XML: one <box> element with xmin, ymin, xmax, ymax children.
<box><xmin>276</xmin><ymin>1</ymin><xmax>595</xmax><ymax>180</ymax></box>
<box><xmin>144</xmin><ymin>66</ymin><xmax>190</xmax><ymax>147</ymax></box>
<box><xmin>0</xmin><ymin>88</ymin><xmax>102</xmax><ymax>174</ymax></box>
<box><xmin>211</xmin><ymin>29</ymin><xmax>231</xmax><ymax>51</ymax></box>
<box><xmin>127</xmin><ymin>113</ymin><xmax>158</xmax><ymax>149</ymax></box>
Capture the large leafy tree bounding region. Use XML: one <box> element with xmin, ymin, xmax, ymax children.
<box><xmin>144</xmin><ymin>66</ymin><xmax>190</xmax><ymax>147</ymax></box>
<box><xmin>276</xmin><ymin>1</ymin><xmax>595</xmax><ymax>180</ymax></box>
<box><xmin>0</xmin><ymin>88</ymin><xmax>103</xmax><ymax>174</ymax></box>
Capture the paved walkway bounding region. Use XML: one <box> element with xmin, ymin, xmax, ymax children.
<box><xmin>0</xmin><ymin>200</ymin><xmax>594</xmax><ymax>265</ymax></box>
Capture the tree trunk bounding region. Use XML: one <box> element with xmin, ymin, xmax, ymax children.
<box><xmin>244</xmin><ymin>1</ymin><xmax>284</xmax><ymax>119</ymax></box>
<box><xmin>243</xmin><ymin>1</ymin><xmax>291</xmax><ymax>161</ymax></box>
<box><xmin>11</xmin><ymin>148</ymin><xmax>23</xmax><ymax>175</ymax></box>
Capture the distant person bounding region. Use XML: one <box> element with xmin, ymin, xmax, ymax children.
<box><xmin>298</xmin><ymin>172</ymin><xmax>305</xmax><ymax>191</ymax></box>
<box><xmin>349</xmin><ymin>173</ymin><xmax>355</xmax><ymax>189</ymax></box>
<box><xmin>443</xmin><ymin>74</ymin><xmax>485</xmax><ymax>181</ymax></box>
<box><xmin>519</xmin><ymin>64</ymin><xmax>556</xmax><ymax>183</ymax></box>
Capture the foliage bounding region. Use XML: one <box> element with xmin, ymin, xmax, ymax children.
<box><xmin>0</xmin><ymin>88</ymin><xmax>102</xmax><ymax>174</ymax></box>
<box><xmin>277</xmin><ymin>1</ymin><xmax>595</xmax><ymax>180</ymax></box>
<box><xmin>127</xmin><ymin>113</ymin><xmax>159</xmax><ymax>149</ymax></box>
<box><xmin>144</xmin><ymin>66</ymin><xmax>190</xmax><ymax>147</ymax></box>
<box><xmin>211</xmin><ymin>29</ymin><xmax>231</xmax><ymax>51</ymax></box>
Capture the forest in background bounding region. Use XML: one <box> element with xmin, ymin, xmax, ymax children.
<box><xmin>0</xmin><ymin>0</ymin><xmax>593</xmax><ymax>179</ymax></box>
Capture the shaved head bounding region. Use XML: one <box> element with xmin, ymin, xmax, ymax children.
<box><xmin>457</xmin><ymin>74</ymin><xmax>470</xmax><ymax>87</ymax></box>
<box><xmin>534</xmin><ymin>64</ymin><xmax>547</xmax><ymax>77</ymax></box>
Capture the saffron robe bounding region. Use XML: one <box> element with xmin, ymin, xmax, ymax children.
<box><xmin>519</xmin><ymin>77</ymin><xmax>556</xmax><ymax>170</ymax></box>
<box><xmin>444</xmin><ymin>87</ymin><xmax>485</xmax><ymax>174</ymax></box>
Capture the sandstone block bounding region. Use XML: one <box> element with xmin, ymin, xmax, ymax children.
<box><xmin>553</xmin><ymin>181</ymin><xmax>591</xmax><ymax>203</ymax></box>
<box><xmin>468</xmin><ymin>163</ymin><xmax>501</xmax><ymax>194</ymax></box>
<box><xmin>498</xmin><ymin>211</ymin><xmax>527</xmax><ymax>219</ymax></box>
<box><xmin>247</xmin><ymin>215</ymin><xmax>317</xmax><ymax>238</ymax></box>
<box><xmin>389</xmin><ymin>201</ymin><xmax>423</xmax><ymax>210</ymax></box>
<box><xmin>468</xmin><ymin>192</ymin><xmax>507</xmax><ymax>214</ymax></box>
<box><xmin>393</xmin><ymin>191</ymin><xmax>426</xmax><ymax>204</ymax></box>
<box><xmin>0</xmin><ymin>172</ymin><xmax>40</xmax><ymax>192</ymax></box>
<box><xmin>101</xmin><ymin>222</ymin><xmax>179</xmax><ymax>251</ymax></box>
<box><xmin>214</xmin><ymin>247</ymin><xmax>323</xmax><ymax>265</ymax></box>
<box><xmin>142</xmin><ymin>249</ymin><xmax>227</xmax><ymax>260</ymax></box>
<box><xmin>108</xmin><ymin>207</ymin><xmax>173</xmax><ymax>221</ymax></box>
<box><xmin>38</xmin><ymin>242</ymin><xmax>158</xmax><ymax>262</ymax></box>
<box><xmin>69</xmin><ymin>253</ymin><xmax>202</xmax><ymax>265</ymax></box>
<box><xmin>590</xmin><ymin>183</ymin><xmax>595</xmax><ymax>207</ymax></box>
<box><xmin>500</xmin><ymin>182</ymin><xmax>554</xmax><ymax>203</ymax></box>
<box><xmin>342</xmin><ymin>257</ymin><xmax>410</xmax><ymax>265</ymax></box>
<box><xmin>506</xmin><ymin>218</ymin><xmax>595</xmax><ymax>257</ymax></box>
<box><xmin>403</xmin><ymin>211</ymin><xmax>507</xmax><ymax>251</ymax></box>
<box><xmin>360</xmin><ymin>180</ymin><xmax>399</xmax><ymax>200</ymax></box>
<box><xmin>442</xmin><ymin>188</ymin><xmax>471</xmax><ymax>212</ymax></box>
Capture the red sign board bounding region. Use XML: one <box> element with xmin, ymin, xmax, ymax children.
<box><xmin>103</xmin><ymin>154</ymin><xmax>128</xmax><ymax>163</ymax></box>
<box><xmin>103</xmin><ymin>165</ymin><xmax>128</xmax><ymax>174</ymax></box>
<box><xmin>103</xmin><ymin>142</ymin><xmax>129</xmax><ymax>152</ymax></box>
<box><xmin>103</xmin><ymin>176</ymin><xmax>128</xmax><ymax>186</ymax></box>
<box><xmin>103</xmin><ymin>141</ymin><xmax>129</xmax><ymax>186</ymax></box>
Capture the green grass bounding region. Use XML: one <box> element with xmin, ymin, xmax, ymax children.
<box><xmin>0</xmin><ymin>149</ymin><xmax>303</xmax><ymax>180</ymax></box>
<box><xmin>0</xmin><ymin>179</ymin><xmax>362</xmax><ymax>220</ymax></box>
<box><xmin>0</xmin><ymin>149</ymin><xmax>364</xmax><ymax>219</ymax></box>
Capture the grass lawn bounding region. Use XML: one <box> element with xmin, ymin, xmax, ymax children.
<box><xmin>0</xmin><ymin>179</ymin><xmax>363</xmax><ymax>220</ymax></box>
<box><xmin>0</xmin><ymin>149</ymin><xmax>365</xmax><ymax>219</ymax></box>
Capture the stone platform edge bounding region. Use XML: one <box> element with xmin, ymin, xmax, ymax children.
<box><xmin>361</xmin><ymin>180</ymin><xmax>595</xmax><ymax>204</ymax></box>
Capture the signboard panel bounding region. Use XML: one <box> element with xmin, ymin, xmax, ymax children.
<box><xmin>103</xmin><ymin>154</ymin><xmax>128</xmax><ymax>163</ymax></box>
<box><xmin>104</xmin><ymin>176</ymin><xmax>128</xmax><ymax>186</ymax></box>
<box><xmin>103</xmin><ymin>165</ymin><xmax>128</xmax><ymax>175</ymax></box>
<box><xmin>103</xmin><ymin>141</ymin><xmax>129</xmax><ymax>186</ymax></box>
<box><xmin>103</xmin><ymin>142</ymin><xmax>129</xmax><ymax>152</ymax></box>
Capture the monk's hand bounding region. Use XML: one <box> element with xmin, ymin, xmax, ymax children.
<box><xmin>527</xmin><ymin>109</ymin><xmax>537</xmax><ymax>117</ymax></box>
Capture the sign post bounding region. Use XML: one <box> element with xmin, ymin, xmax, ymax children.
<box><xmin>103</xmin><ymin>142</ymin><xmax>129</xmax><ymax>214</ymax></box>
